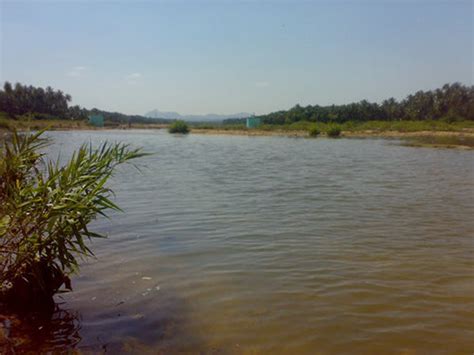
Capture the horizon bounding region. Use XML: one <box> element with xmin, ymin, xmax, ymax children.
<box><xmin>1</xmin><ymin>1</ymin><xmax>472</xmax><ymax>116</ymax></box>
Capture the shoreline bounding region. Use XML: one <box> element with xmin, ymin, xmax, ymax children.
<box><xmin>191</xmin><ymin>128</ymin><xmax>474</xmax><ymax>138</ymax></box>
<box><xmin>2</xmin><ymin>124</ymin><xmax>474</xmax><ymax>149</ymax></box>
<box><xmin>3</xmin><ymin>125</ymin><xmax>474</xmax><ymax>138</ymax></box>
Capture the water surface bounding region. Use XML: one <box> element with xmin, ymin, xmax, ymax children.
<box><xmin>26</xmin><ymin>130</ymin><xmax>474</xmax><ymax>353</ymax></box>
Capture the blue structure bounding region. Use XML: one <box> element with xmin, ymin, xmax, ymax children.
<box><xmin>88</xmin><ymin>114</ymin><xmax>104</xmax><ymax>127</ymax></box>
<box><xmin>246</xmin><ymin>116</ymin><xmax>261</xmax><ymax>128</ymax></box>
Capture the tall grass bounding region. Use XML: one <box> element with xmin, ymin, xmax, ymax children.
<box><xmin>0</xmin><ymin>112</ymin><xmax>89</xmax><ymax>131</ymax></box>
<box><xmin>214</xmin><ymin>120</ymin><xmax>473</xmax><ymax>134</ymax></box>
<box><xmin>326</xmin><ymin>125</ymin><xmax>342</xmax><ymax>137</ymax></box>
<box><xmin>309</xmin><ymin>126</ymin><xmax>321</xmax><ymax>137</ymax></box>
<box><xmin>338</xmin><ymin>120</ymin><xmax>474</xmax><ymax>132</ymax></box>
<box><xmin>274</xmin><ymin>120</ymin><xmax>474</xmax><ymax>134</ymax></box>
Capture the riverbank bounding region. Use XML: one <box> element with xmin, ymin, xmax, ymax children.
<box><xmin>2</xmin><ymin>116</ymin><xmax>474</xmax><ymax>148</ymax></box>
<box><xmin>191</xmin><ymin>128</ymin><xmax>474</xmax><ymax>149</ymax></box>
<box><xmin>0</xmin><ymin>117</ymin><xmax>167</xmax><ymax>131</ymax></box>
<box><xmin>192</xmin><ymin>127</ymin><xmax>474</xmax><ymax>137</ymax></box>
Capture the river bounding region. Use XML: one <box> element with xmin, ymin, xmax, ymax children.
<box><xmin>20</xmin><ymin>130</ymin><xmax>474</xmax><ymax>353</ymax></box>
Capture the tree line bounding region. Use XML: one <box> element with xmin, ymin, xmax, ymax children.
<box><xmin>2</xmin><ymin>81</ymin><xmax>472</xmax><ymax>125</ymax></box>
<box><xmin>0</xmin><ymin>82</ymin><xmax>170</xmax><ymax>124</ymax></box>
<box><xmin>224</xmin><ymin>83</ymin><xmax>474</xmax><ymax>125</ymax></box>
<box><xmin>0</xmin><ymin>82</ymin><xmax>72</xmax><ymax>118</ymax></box>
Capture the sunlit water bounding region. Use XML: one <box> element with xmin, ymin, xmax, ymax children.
<box><xmin>18</xmin><ymin>130</ymin><xmax>474</xmax><ymax>353</ymax></box>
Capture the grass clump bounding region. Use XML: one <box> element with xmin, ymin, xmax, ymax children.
<box><xmin>0</xmin><ymin>118</ymin><xmax>11</xmax><ymax>130</ymax></box>
<box><xmin>326</xmin><ymin>125</ymin><xmax>342</xmax><ymax>137</ymax></box>
<box><xmin>0</xmin><ymin>130</ymin><xmax>146</xmax><ymax>311</ymax></box>
<box><xmin>168</xmin><ymin>120</ymin><xmax>190</xmax><ymax>134</ymax></box>
<box><xmin>308</xmin><ymin>126</ymin><xmax>320</xmax><ymax>137</ymax></box>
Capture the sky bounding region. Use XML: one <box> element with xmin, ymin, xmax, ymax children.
<box><xmin>0</xmin><ymin>0</ymin><xmax>472</xmax><ymax>116</ymax></box>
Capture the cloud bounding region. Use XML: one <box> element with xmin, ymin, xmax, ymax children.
<box><xmin>125</xmin><ymin>72</ymin><xmax>142</xmax><ymax>80</ymax></box>
<box><xmin>67</xmin><ymin>66</ymin><xmax>86</xmax><ymax>77</ymax></box>
<box><xmin>125</xmin><ymin>72</ymin><xmax>142</xmax><ymax>85</ymax></box>
<box><xmin>255</xmin><ymin>81</ymin><xmax>269</xmax><ymax>88</ymax></box>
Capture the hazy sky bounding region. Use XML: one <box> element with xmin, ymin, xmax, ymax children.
<box><xmin>1</xmin><ymin>0</ymin><xmax>472</xmax><ymax>115</ymax></box>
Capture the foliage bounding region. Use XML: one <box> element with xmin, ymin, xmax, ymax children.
<box><xmin>87</xmin><ymin>107</ymin><xmax>171</xmax><ymax>125</ymax></box>
<box><xmin>189</xmin><ymin>119</ymin><xmax>474</xmax><ymax>135</ymax></box>
<box><xmin>338</xmin><ymin>119</ymin><xmax>474</xmax><ymax>132</ymax></box>
<box><xmin>327</xmin><ymin>125</ymin><xmax>342</xmax><ymax>137</ymax></box>
<box><xmin>441</xmin><ymin>109</ymin><xmax>463</xmax><ymax>124</ymax></box>
<box><xmin>0</xmin><ymin>130</ymin><xmax>146</xmax><ymax>309</ymax></box>
<box><xmin>254</xmin><ymin>83</ymin><xmax>474</xmax><ymax>124</ymax></box>
<box><xmin>0</xmin><ymin>82</ymin><xmax>71</xmax><ymax>118</ymax></box>
<box><xmin>0</xmin><ymin>113</ymin><xmax>90</xmax><ymax>131</ymax></box>
<box><xmin>0</xmin><ymin>81</ymin><xmax>172</xmax><ymax>125</ymax></box>
<box><xmin>0</xmin><ymin>115</ymin><xmax>12</xmax><ymax>130</ymax></box>
<box><xmin>309</xmin><ymin>126</ymin><xmax>320</xmax><ymax>137</ymax></box>
<box><xmin>168</xmin><ymin>120</ymin><xmax>190</xmax><ymax>134</ymax></box>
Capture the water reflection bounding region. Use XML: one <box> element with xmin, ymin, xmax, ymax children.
<box><xmin>1</xmin><ymin>288</ymin><xmax>205</xmax><ymax>353</ymax></box>
<box><xmin>0</xmin><ymin>304</ymin><xmax>81</xmax><ymax>353</ymax></box>
<box><xmin>74</xmin><ymin>290</ymin><xmax>205</xmax><ymax>353</ymax></box>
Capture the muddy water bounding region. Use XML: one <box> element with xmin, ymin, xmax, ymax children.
<box><xmin>11</xmin><ymin>130</ymin><xmax>474</xmax><ymax>354</ymax></box>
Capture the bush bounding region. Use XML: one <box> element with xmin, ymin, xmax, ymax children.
<box><xmin>287</xmin><ymin>121</ymin><xmax>313</xmax><ymax>131</ymax></box>
<box><xmin>441</xmin><ymin>110</ymin><xmax>462</xmax><ymax>124</ymax></box>
<box><xmin>0</xmin><ymin>130</ymin><xmax>146</xmax><ymax>311</ymax></box>
<box><xmin>309</xmin><ymin>126</ymin><xmax>320</xmax><ymax>137</ymax></box>
<box><xmin>169</xmin><ymin>120</ymin><xmax>189</xmax><ymax>134</ymax></box>
<box><xmin>0</xmin><ymin>118</ymin><xmax>11</xmax><ymax>130</ymax></box>
<box><xmin>327</xmin><ymin>125</ymin><xmax>342</xmax><ymax>137</ymax></box>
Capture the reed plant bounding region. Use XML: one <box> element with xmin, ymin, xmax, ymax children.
<box><xmin>0</xmin><ymin>130</ymin><xmax>146</xmax><ymax>310</ymax></box>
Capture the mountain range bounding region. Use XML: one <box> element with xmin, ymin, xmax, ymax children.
<box><xmin>145</xmin><ymin>109</ymin><xmax>251</xmax><ymax>122</ymax></box>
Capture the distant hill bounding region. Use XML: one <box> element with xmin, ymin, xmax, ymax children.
<box><xmin>145</xmin><ymin>109</ymin><xmax>251</xmax><ymax>122</ymax></box>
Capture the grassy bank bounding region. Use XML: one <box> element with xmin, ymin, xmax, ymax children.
<box><xmin>190</xmin><ymin>120</ymin><xmax>474</xmax><ymax>149</ymax></box>
<box><xmin>401</xmin><ymin>135</ymin><xmax>474</xmax><ymax>149</ymax></box>
<box><xmin>0</xmin><ymin>112</ymin><xmax>168</xmax><ymax>131</ymax></box>
<box><xmin>227</xmin><ymin>120</ymin><xmax>473</xmax><ymax>133</ymax></box>
<box><xmin>191</xmin><ymin>120</ymin><xmax>474</xmax><ymax>136</ymax></box>
<box><xmin>0</xmin><ymin>112</ymin><xmax>90</xmax><ymax>131</ymax></box>
<box><xmin>3</xmin><ymin>111</ymin><xmax>474</xmax><ymax>147</ymax></box>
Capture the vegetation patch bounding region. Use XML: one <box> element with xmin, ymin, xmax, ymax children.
<box><xmin>402</xmin><ymin>135</ymin><xmax>474</xmax><ymax>149</ymax></box>
<box><xmin>248</xmin><ymin>83</ymin><xmax>473</xmax><ymax>125</ymax></box>
<box><xmin>308</xmin><ymin>126</ymin><xmax>320</xmax><ymax>137</ymax></box>
<box><xmin>0</xmin><ymin>118</ymin><xmax>11</xmax><ymax>130</ymax></box>
<box><xmin>0</xmin><ymin>130</ymin><xmax>146</xmax><ymax>311</ymax></box>
<box><xmin>0</xmin><ymin>82</ymin><xmax>172</xmax><ymax>126</ymax></box>
<box><xmin>169</xmin><ymin>120</ymin><xmax>190</xmax><ymax>134</ymax></box>
<box><xmin>327</xmin><ymin>125</ymin><xmax>342</xmax><ymax>138</ymax></box>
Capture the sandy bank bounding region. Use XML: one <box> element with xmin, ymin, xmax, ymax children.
<box><xmin>191</xmin><ymin>128</ymin><xmax>474</xmax><ymax>138</ymax></box>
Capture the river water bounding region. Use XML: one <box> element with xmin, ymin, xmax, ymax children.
<box><xmin>20</xmin><ymin>130</ymin><xmax>474</xmax><ymax>353</ymax></box>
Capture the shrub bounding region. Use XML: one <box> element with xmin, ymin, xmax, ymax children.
<box><xmin>168</xmin><ymin>120</ymin><xmax>189</xmax><ymax>134</ymax></box>
<box><xmin>327</xmin><ymin>125</ymin><xmax>342</xmax><ymax>137</ymax></box>
<box><xmin>288</xmin><ymin>121</ymin><xmax>313</xmax><ymax>131</ymax></box>
<box><xmin>0</xmin><ymin>118</ymin><xmax>11</xmax><ymax>130</ymax></box>
<box><xmin>0</xmin><ymin>130</ymin><xmax>146</xmax><ymax>311</ymax></box>
<box><xmin>309</xmin><ymin>126</ymin><xmax>320</xmax><ymax>137</ymax></box>
<box><xmin>441</xmin><ymin>110</ymin><xmax>462</xmax><ymax>124</ymax></box>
